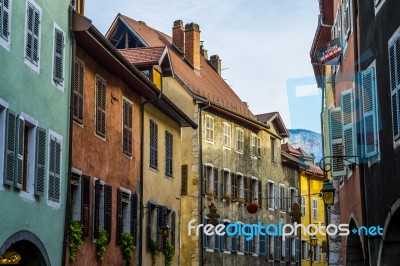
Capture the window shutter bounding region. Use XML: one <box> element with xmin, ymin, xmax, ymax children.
<box><xmin>130</xmin><ymin>192</ymin><xmax>138</xmax><ymax>245</ymax></box>
<box><xmin>181</xmin><ymin>164</ymin><xmax>188</xmax><ymax>195</ymax></box>
<box><xmin>231</xmin><ymin>173</ymin><xmax>236</xmax><ymax>200</ymax></box>
<box><xmin>257</xmin><ymin>137</ymin><xmax>261</xmax><ymax>157</ymax></box>
<box><xmin>157</xmin><ymin>206</ymin><xmax>162</xmax><ymax>249</ymax></box>
<box><xmin>266</xmin><ymin>235</ymin><xmax>270</xmax><ymax>258</ymax></box>
<box><xmin>34</xmin><ymin>127</ymin><xmax>46</xmax><ymax>195</ymax></box>
<box><xmin>213</xmin><ymin>167</ymin><xmax>218</xmax><ymax>197</ymax></box>
<box><xmin>231</xmin><ymin>231</ymin><xmax>237</xmax><ymax>252</ymax></box>
<box><xmin>150</xmin><ymin>120</ymin><xmax>158</xmax><ymax>168</ymax></box>
<box><xmin>295</xmin><ymin>239</ymin><xmax>300</xmax><ymax>262</ymax></box>
<box><xmin>221</xmin><ymin>170</ymin><xmax>225</xmax><ymax>197</ymax></box>
<box><xmin>244</xmin><ymin>239</ymin><xmax>250</xmax><ymax>254</ymax></box>
<box><xmin>171</xmin><ymin>211</ymin><xmax>176</xmax><ymax>247</ymax></box>
<box><xmin>214</xmin><ymin>222</ymin><xmax>220</xmax><ymax>251</ymax></box>
<box><xmin>274</xmin><ymin>184</ymin><xmax>278</xmax><ymax>209</ymax></box>
<box><xmin>285</xmin><ymin>239</ymin><xmax>290</xmax><ymax>262</ymax></box>
<box><xmin>25</xmin><ymin>3</ymin><xmax>40</xmax><ymax>64</ymax></box>
<box><xmin>94</xmin><ymin>179</ymin><xmax>100</xmax><ymax>239</ymax></box>
<box><xmin>276</xmin><ymin>237</ymin><xmax>281</xmax><ymax>261</ymax></box>
<box><xmin>1</xmin><ymin>0</ymin><xmax>10</xmax><ymax>41</ymax></box>
<box><xmin>104</xmin><ymin>184</ymin><xmax>112</xmax><ymax>242</ymax></box>
<box><xmin>389</xmin><ymin>38</ymin><xmax>400</xmax><ymax>139</ymax></box>
<box><xmin>49</xmin><ymin>137</ymin><xmax>61</xmax><ymax>202</ymax></box>
<box><xmin>287</xmin><ymin>188</ymin><xmax>292</xmax><ymax>212</ymax></box>
<box><xmin>342</xmin><ymin>0</ymin><xmax>350</xmax><ymax>37</ymax></box>
<box><xmin>202</xmin><ymin>217</ymin><xmax>208</xmax><ymax>249</ymax></box>
<box><xmin>81</xmin><ymin>175</ymin><xmax>90</xmax><ymax>237</ymax></box>
<box><xmin>123</xmin><ymin>100</ymin><xmax>133</xmax><ymax>156</ymax></box>
<box><xmin>329</xmin><ymin>107</ymin><xmax>345</xmax><ymax>176</ymax></box>
<box><xmin>14</xmin><ymin>116</ymin><xmax>24</xmax><ymax>189</ymax></box>
<box><xmin>259</xmin><ymin>234</ymin><xmax>266</xmax><ymax>255</ymax></box>
<box><xmin>116</xmin><ymin>189</ymin><xmax>123</xmax><ymax>245</ymax></box>
<box><xmin>243</xmin><ymin>176</ymin><xmax>248</xmax><ymax>203</ymax></box>
<box><xmin>4</xmin><ymin>109</ymin><xmax>16</xmax><ymax>186</ymax></box>
<box><xmin>165</xmin><ymin>132</ymin><xmax>173</xmax><ymax>176</ymax></box>
<box><xmin>361</xmin><ymin>68</ymin><xmax>379</xmax><ymax>157</ymax></box>
<box><xmin>146</xmin><ymin>203</ymin><xmax>152</xmax><ymax>250</ymax></box>
<box><xmin>53</xmin><ymin>28</ymin><xmax>64</xmax><ymax>83</ymax></box>
<box><xmin>73</xmin><ymin>60</ymin><xmax>84</xmax><ymax>124</ymax></box>
<box><xmin>258</xmin><ymin>180</ymin><xmax>262</xmax><ymax>207</ymax></box>
<box><xmin>341</xmin><ymin>91</ymin><xmax>356</xmax><ymax>164</ymax></box>
<box><xmin>202</xmin><ymin>164</ymin><xmax>206</xmax><ymax>196</ymax></box>
<box><xmin>96</xmin><ymin>77</ymin><xmax>106</xmax><ymax>137</ymax></box>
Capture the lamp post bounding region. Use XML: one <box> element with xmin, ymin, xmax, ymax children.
<box><xmin>309</xmin><ymin>235</ymin><xmax>318</xmax><ymax>265</ymax></box>
<box><xmin>320</xmin><ymin>179</ymin><xmax>335</xmax><ymax>264</ymax></box>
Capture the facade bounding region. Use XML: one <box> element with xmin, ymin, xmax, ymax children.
<box><xmin>0</xmin><ymin>0</ymin><xmax>71</xmax><ymax>265</ymax></box>
<box><xmin>106</xmin><ymin>15</ymin><xmax>306</xmax><ymax>266</ymax></box>
<box><xmin>67</xmin><ymin>11</ymin><xmax>195</xmax><ymax>266</ymax></box>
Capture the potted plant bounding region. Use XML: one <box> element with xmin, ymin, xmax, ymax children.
<box><xmin>95</xmin><ymin>228</ymin><xmax>108</xmax><ymax>261</ymax></box>
<box><xmin>164</xmin><ymin>241</ymin><xmax>175</xmax><ymax>266</ymax></box>
<box><xmin>68</xmin><ymin>220</ymin><xmax>83</xmax><ymax>262</ymax></box>
<box><xmin>223</xmin><ymin>193</ymin><xmax>232</xmax><ymax>202</ymax></box>
<box><xmin>246</xmin><ymin>202</ymin><xmax>259</xmax><ymax>214</ymax></box>
<box><xmin>238</xmin><ymin>198</ymin><xmax>245</xmax><ymax>205</ymax></box>
<box><xmin>120</xmin><ymin>232</ymin><xmax>135</xmax><ymax>265</ymax></box>
<box><xmin>150</xmin><ymin>240</ymin><xmax>160</xmax><ymax>266</ymax></box>
<box><xmin>205</xmin><ymin>190</ymin><xmax>215</xmax><ymax>199</ymax></box>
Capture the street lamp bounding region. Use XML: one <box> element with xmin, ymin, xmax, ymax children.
<box><xmin>159</xmin><ymin>221</ymin><xmax>170</xmax><ymax>239</ymax></box>
<box><xmin>308</xmin><ymin>235</ymin><xmax>318</xmax><ymax>265</ymax></box>
<box><xmin>320</xmin><ymin>179</ymin><xmax>335</xmax><ymax>206</ymax></box>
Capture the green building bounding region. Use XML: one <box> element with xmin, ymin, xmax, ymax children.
<box><xmin>0</xmin><ymin>0</ymin><xmax>71</xmax><ymax>264</ymax></box>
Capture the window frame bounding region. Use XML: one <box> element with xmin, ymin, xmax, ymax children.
<box><xmin>235</xmin><ymin>127</ymin><xmax>244</xmax><ymax>153</ymax></box>
<box><xmin>23</xmin><ymin>0</ymin><xmax>42</xmax><ymax>72</ymax></box>
<box><xmin>205</xmin><ymin>115</ymin><xmax>214</xmax><ymax>143</ymax></box>
<box><xmin>47</xmin><ymin>129</ymin><xmax>62</xmax><ymax>208</ymax></box>
<box><xmin>52</xmin><ymin>23</ymin><xmax>65</xmax><ymax>90</ymax></box>
<box><xmin>0</xmin><ymin>0</ymin><xmax>12</xmax><ymax>50</ymax></box>
<box><xmin>222</xmin><ymin>122</ymin><xmax>232</xmax><ymax>149</ymax></box>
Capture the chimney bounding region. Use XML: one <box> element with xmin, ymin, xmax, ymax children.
<box><xmin>172</xmin><ymin>20</ymin><xmax>184</xmax><ymax>54</ymax></box>
<box><xmin>185</xmin><ymin>22</ymin><xmax>201</xmax><ymax>72</ymax></box>
<box><xmin>200</xmin><ymin>41</ymin><xmax>208</xmax><ymax>59</ymax></box>
<box><xmin>209</xmin><ymin>55</ymin><xmax>221</xmax><ymax>75</ymax></box>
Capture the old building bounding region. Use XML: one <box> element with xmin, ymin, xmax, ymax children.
<box><xmin>0</xmin><ymin>0</ymin><xmax>71</xmax><ymax>265</ymax></box>
<box><xmin>66</xmin><ymin>11</ymin><xmax>195</xmax><ymax>265</ymax></box>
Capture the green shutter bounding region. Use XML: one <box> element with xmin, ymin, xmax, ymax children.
<box><xmin>53</xmin><ymin>28</ymin><xmax>64</xmax><ymax>83</ymax></box>
<box><xmin>329</xmin><ymin>107</ymin><xmax>345</xmax><ymax>176</ymax></box>
<box><xmin>34</xmin><ymin>127</ymin><xmax>46</xmax><ymax>195</ymax></box>
<box><xmin>4</xmin><ymin>109</ymin><xmax>16</xmax><ymax>186</ymax></box>
<box><xmin>1</xmin><ymin>0</ymin><xmax>10</xmax><ymax>41</ymax></box>
<box><xmin>14</xmin><ymin>116</ymin><xmax>24</xmax><ymax>189</ymax></box>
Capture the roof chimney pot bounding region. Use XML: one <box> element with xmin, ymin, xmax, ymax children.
<box><xmin>185</xmin><ymin>22</ymin><xmax>201</xmax><ymax>73</ymax></box>
<box><xmin>172</xmin><ymin>20</ymin><xmax>184</xmax><ymax>54</ymax></box>
<box><xmin>209</xmin><ymin>55</ymin><xmax>221</xmax><ymax>76</ymax></box>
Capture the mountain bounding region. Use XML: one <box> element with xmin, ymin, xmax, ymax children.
<box><xmin>287</xmin><ymin>129</ymin><xmax>323</xmax><ymax>164</ymax></box>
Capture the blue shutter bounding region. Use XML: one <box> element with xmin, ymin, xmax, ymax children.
<box><xmin>341</xmin><ymin>90</ymin><xmax>356</xmax><ymax>164</ymax></box>
<box><xmin>259</xmin><ymin>234</ymin><xmax>266</xmax><ymax>255</ymax></box>
<box><xmin>244</xmin><ymin>239</ymin><xmax>250</xmax><ymax>254</ymax></box>
<box><xmin>214</xmin><ymin>221</ymin><xmax>220</xmax><ymax>251</ymax></box>
<box><xmin>4</xmin><ymin>109</ymin><xmax>16</xmax><ymax>186</ymax></box>
<box><xmin>202</xmin><ymin>217</ymin><xmax>208</xmax><ymax>249</ymax></box>
<box><xmin>231</xmin><ymin>231</ymin><xmax>237</xmax><ymax>252</ymax></box>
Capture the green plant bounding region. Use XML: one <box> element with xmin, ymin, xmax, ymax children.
<box><xmin>68</xmin><ymin>220</ymin><xmax>83</xmax><ymax>261</ymax></box>
<box><xmin>224</xmin><ymin>193</ymin><xmax>232</xmax><ymax>202</ymax></box>
<box><xmin>150</xmin><ymin>240</ymin><xmax>160</xmax><ymax>266</ymax></box>
<box><xmin>95</xmin><ymin>228</ymin><xmax>108</xmax><ymax>261</ymax></box>
<box><xmin>121</xmin><ymin>232</ymin><xmax>135</xmax><ymax>265</ymax></box>
<box><xmin>164</xmin><ymin>241</ymin><xmax>175</xmax><ymax>266</ymax></box>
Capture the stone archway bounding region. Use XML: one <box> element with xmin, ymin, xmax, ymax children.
<box><xmin>346</xmin><ymin>219</ymin><xmax>364</xmax><ymax>265</ymax></box>
<box><xmin>380</xmin><ymin>208</ymin><xmax>400</xmax><ymax>265</ymax></box>
<box><xmin>0</xmin><ymin>231</ymin><xmax>50</xmax><ymax>266</ymax></box>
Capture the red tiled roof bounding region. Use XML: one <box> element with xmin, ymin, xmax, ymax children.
<box><xmin>118</xmin><ymin>46</ymin><xmax>166</xmax><ymax>66</ymax></box>
<box><xmin>281</xmin><ymin>143</ymin><xmax>323</xmax><ymax>176</ymax></box>
<box><xmin>119</xmin><ymin>15</ymin><xmax>255</xmax><ymax>119</ymax></box>
<box><xmin>281</xmin><ymin>143</ymin><xmax>302</xmax><ymax>156</ymax></box>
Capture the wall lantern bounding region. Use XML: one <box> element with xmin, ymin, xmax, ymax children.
<box><xmin>320</xmin><ymin>179</ymin><xmax>335</xmax><ymax>206</ymax></box>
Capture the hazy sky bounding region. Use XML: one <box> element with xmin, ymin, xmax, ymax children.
<box><xmin>85</xmin><ymin>0</ymin><xmax>321</xmax><ymax>133</ymax></box>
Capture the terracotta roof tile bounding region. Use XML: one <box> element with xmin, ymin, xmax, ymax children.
<box><xmin>118</xmin><ymin>46</ymin><xmax>166</xmax><ymax>66</ymax></box>
<box><xmin>281</xmin><ymin>143</ymin><xmax>302</xmax><ymax>156</ymax></box>
<box><xmin>120</xmin><ymin>15</ymin><xmax>255</xmax><ymax>119</ymax></box>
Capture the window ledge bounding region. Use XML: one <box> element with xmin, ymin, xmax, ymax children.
<box><xmin>149</xmin><ymin>167</ymin><xmax>159</xmax><ymax>173</ymax></box>
<box><xmin>223</xmin><ymin>146</ymin><xmax>231</xmax><ymax>150</ymax></box>
<box><xmin>223</xmin><ymin>251</ymin><xmax>231</xmax><ymax>254</ymax></box>
<box><xmin>24</xmin><ymin>58</ymin><xmax>40</xmax><ymax>74</ymax></box>
<box><xmin>205</xmin><ymin>139</ymin><xmax>214</xmax><ymax>145</ymax></box>
<box><xmin>252</xmin><ymin>253</ymin><xmax>259</xmax><ymax>257</ymax></box>
<box><xmin>19</xmin><ymin>191</ymin><xmax>36</xmax><ymax>202</ymax></box>
<box><xmin>205</xmin><ymin>248</ymin><xmax>214</xmax><ymax>253</ymax></box>
<box><xmin>95</xmin><ymin>133</ymin><xmax>107</xmax><ymax>142</ymax></box>
<box><xmin>237</xmin><ymin>252</ymin><xmax>244</xmax><ymax>256</ymax></box>
<box><xmin>47</xmin><ymin>200</ymin><xmax>61</xmax><ymax>209</ymax></box>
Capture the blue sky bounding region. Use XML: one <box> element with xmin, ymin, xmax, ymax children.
<box><xmin>85</xmin><ymin>0</ymin><xmax>321</xmax><ymax>133</ymax></box>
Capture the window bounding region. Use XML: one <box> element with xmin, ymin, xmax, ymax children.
<box><xmin>259</xmin><ymin>233</ymin><xmax>266</xmax><ymax>255</ymax></box>
<box><xmin>221</xmin><ymin>221</ymin><xmax>231</xmax><ymax>251</ymax></box>
<box><xmin>312</xmin><ymin>198</ymin><xmax>318</xmax><ymax>219</ymax></box>
<box><xmin>150</xmin><ymin>119</ymin><xmax>158</xmax><ymax>169</ymax></box>
<box><xmin>258</xmin><ymin>180</ymin><xmax>262</xmax><ymax>207</ymax></box>
<box><xmin>24</xmin><ymin>0</ymin><xmax>41</xmax><ymax>70</ymax></box>
<box><xmin>251</xmin><ymin>134</ymin><xmax>261</xmax><ymax>158</ymax></box>
<box><xmin>301</xmin><ymin>195</ymin><xmax>306</xmax><ymax>217</ymax></box>
<box><xmin>202</xmin><ymin>217</ymin><xmax>214</xmax><ymax>250</ymax></box>
<box><xmin>328</xmin><ymin>107</ymin><xmax>345</xmax><ymax>177</ymax></box>
<box><xmin>48</xmin><ymin>133</ymin><xmax>62</xmax><ymax>203</ymax></box>
<box><xmin>341</xmin><ymin>0</ymin><xmax>351</xmax><ymax>41</ymax></box>
<box><xmin>0</xmin><ymin>0</ymin><xmax>12</xmax><ymax>49</ymax></box>
<box><xmin>95</xmin><ymin>76</ymin><xmax>107</xmax><ymax>138</ymax></box>
<box><xmin>223</xmin><ymin>122</ymin><xmax>231</xmax><ymax>148</ymax></box>
<box><xmin>341</xmin><ymin>90</ymin><xmax>356</xmax><ymax>164</ymax></box>
<box><xmin>279</xmin><ymin>184</ymin><xmax>285</xmax><ymax>212</ymax></box>
<box><xmin>269</xmin><ymin>235</ymin><xmax>275</xmax><ymax>259</ymax></box>
<box><xmin>267</xmin><ymin>181</ymin><xmax>275</xmax><ymax>210</ymax></box>
<box><xmin>202</xmin><ymin>165</ymin><xmax>218</xmax><ymax>197</ymax></box>
<box><xmin>271</xmin><ymin>137</ymin><xmax>278</xmax><ymax>162</ymax></box>
<box><xmin>231</xmin><ymin>172</ymin><xmax>237</xmax><ymax>200</ymax></box>
<box><xmin>222</xmin><ymin>169</ymin><xmax>230</xmax><ymax>199</ymax></box>
<box><xmin>52</xmin><ymin>25</ymin><xmax>65</xmax><ymax>87</ymax></box>
<box><xmin>301</xmin><ymin>240</ymin><xmax>309</xmax><ymax>260</ymax></box>
<box><xmin>314</xmin><ymin>244</ymin><xmax>320</xmax><ymax>262</ymax></box>
<box><xmin>243</xmin><ymin>176</ymin><xmax>251</xmax><ymax>204</ymax></box>
<box><xmin>236</xmin><ymin>127</ymin><xmax>244</xmax><ymax>152</ymax></box>
<box><xmin>361</xmin><ymin>66</ymin><xmax>379</xmax><ymax>157</ymax></box>
<box><xmin>94</xmin><ymin>179</ymin><xmax>112</xmax><ymax>241</ymax></box>
<box><xmin>287</xmin><ymin>188</ymin><xmax>298</xmax><ymax>212</ymax></box>
<box><xmin>237</xmin><ymin>174</ymin><xmax>244</xmax><ymax>200</ymax></box>
<box><xmin>70</xmin><ymin>173</ymin><xmax>90</xmax><ymax>236</ymax></box>
<box><xmin>389</xmin><ymin>29</ymin><xmax>400</xmax><ymax>142</ymax></box>
<box><xmin>122</xmin><ymin>99</ymin><xmax>133</xmax><ymax>157</ymax></box>
<box><xmin>116</xmin><ymin>189</ymin><xmax>138</xmax><ymax>245</ymax></box>
<box><xmin>205</xmin><ymin>115</ymin><xmax>214</xmax><ymax>142</ymax></box>
<box><xmin>165</xmin><ymin>131</ymin><xmax>173</xmax><ymax>176</ymax></box>
<box><xmin>73</xmin><ymin>58</ymin><xmax>85</xmax><ymax>124</ymax></box>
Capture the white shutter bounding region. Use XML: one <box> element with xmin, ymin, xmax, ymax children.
<box><xmin>341</xmin><ymin>90</ymin><xmax>356</xmax><ymax>164</ymax></box>
<box><xmin>361</xmin><ymin>68</ymin><xmax>379</xmax><ymax>157</ymax></box>
<box><xmin>15</xmin><ymin>116</ymin><xmax>24</xmax><ymax>189</ymax></box>
<box><xmin>4</xmin><ymin>109</ymin><xmax>16</xmax><ymax>186</ymax></box>
<box><xmin>53</xmin><ymin>28</ymin><xmax>64</xmax><ymax>83</ymax></box>
<box><xmin>329</xmin><ymin>107</ymin><xmax>345</xmax><ymax>176</ymax></box>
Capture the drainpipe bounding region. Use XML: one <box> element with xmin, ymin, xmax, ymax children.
<box><xmin>198</xmin><ymin>101</ymin><xmax>210</xmax><ymax>266</ymax></box>
<box><xmin>138</xmin><ymin>94</ymin><xmax>161</xmax><ymax>265</ymax></box>
<box><xmin>62</xmin><ymin>5</ymin><xmax>75</xmax><ymax>266</ymax></box>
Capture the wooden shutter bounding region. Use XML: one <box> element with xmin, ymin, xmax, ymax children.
<box><xmin>202</xmin><ymin>217</ymin><xmax>208</xmax><ymax>249</ymax></box>
<box><xmin>341</xmin><ymin>90</ymin><xmax>356</xmax><ymax>164</ymax></box>
<box><xmin>93</xmin><ymin>179</ymin><xmax>100</xmax><ymax>239</ymax></box>
<box><xmin>213</xmin><ymin>167</ymin><xmax>218</xmax><ymax>197</ymax></box>
<box><xmin>130</xmin><ymin>192</ymin><xmax>138</xmax><ymax>245</ymax></box>
<box><xmin>244</xmin><ymin>239</ymin><xmax>249</xmax><ymax>254</ymax></box>
<box><xmin>4</xmin><ymin>109</ymin><xmax>16</xmax><ymax>186</ymax></box>
<box><xmin>362</xmin><ymin>68</ymin><xmax>379</xmax><ymax>157</ymax></box>
<box><xmin>231</xmin><ymin>173</ymin><xmax>236</xmax><ymax>200</ymax></box>
<box><xmin>53</xmin><ymin>28</ymin><xmax>64</xmax><ymax>83</ymax></box>
<box><xmin>171</xmin><ymin>211</ymin><xmax>176</xmax><ymax>246</ymax></box>
<box><xmin>157</xmin><ymin>206</ymin><xmax>163</xmax><ymax>250</ymax></box>
<box><xmin>25</xmin><ymin>3</ymin><xmax>40</xmax><ymax>64</ymax></box>
<box><xmin>165</xmin><ymin>132</ymin><xmax>173</xmax><ymax>176</ymax></box>
<box><xmin>116</xmin><ymin>189</ymin><xmax>123</xmax><ymax>245</ymax></box>
<box><xmin>147</xmin><ymin>203</ymin><xmax>153</xmax><ymax>250</ymax></box>
<box><xmin>258</xmin><ymin>180</ymin><xmax>262</xmax><ymax>207</ymax></box>
<box><xmin>389</xmin><ymin>40</ymin><xmax>399</xmax><ymax>139</ymax></box>
<box><xmin>295</xmin><ymin>239</ymin><xmax>300</xmax><ymax>262</ymax></box>
<box><xmin>123</xmin><ymin>100</ymin><xmax>133</xmax><ymax>156</ymax></box>
<box><xmin>150</xmin><ymin>120</ymin><xmax>158</xmax><ymax>168</ymax></box>
<box><xmin>1</xmin><ymin>0</ymin><xmax>10</xmax><ymax>41</ymax></box>
<box><xmin>14</xmin><ymin>116</ymin><xmax>24</xmax><ymax>189</ymax></box>
<box><xmin>181</xmin><ymin>164</ymin><xmax>188</xmax><ymax>195</ymax></box>
<box><xmin>342</xmin><ymin>0</ymin><xmax>350</xmax><ymax>36</ymax></box>
<box><xmin>329</xmin><ymin>107</ymin><xmax>345</xmax><ymax>176</ymax></box>
<box><xmin>243</xmin><ymin>176</ymin><xmax>248</xmax><ymax>203</ymax></box>
<box><xmin>73</xmin><ymin>59</ymin><xmax>84</xmax><ymax>124</ymax></box>
<box><xmin>96</xmin><ymin>77</ymin><xmax>106</xmax><ymax>137</ymax></box>
<box><xmin>202</xmin><ymin>164</ymin><xmax>206</xmax><ymax>196</ymax></box>
<box><xmin>259</xmin><ymin>234</ymin><xmax>266</xmax><ymax>255</ymax></box>
<box><xmin>81</xmin><ymin>175</ymin><xmax>90</xmax><ymax>237</ymax></box>
<box><xmin>257</xmin><ymin>137</ymin><xmax>261</xmax><ymax>157</ymax></box>
<box><xmin>104</xmin><ymin>184</ymin><xmax>112</xmax><ymax>242</ymax></box>
<box><xmin>34</xmin><ymin>127</ymin><xmax>46</xmax><ymax>195</ymax></box>
<box><xmin>49</xmin><ymin>136</ymin><xmax>60</xmax><ymax>201</ymax></box>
